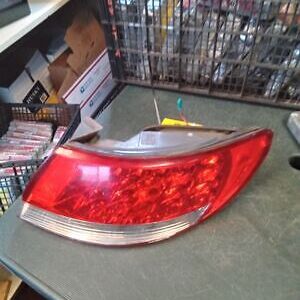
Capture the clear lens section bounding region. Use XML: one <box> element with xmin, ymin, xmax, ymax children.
<box><xmin>21</xmin><ymin>203</ymin><xmax>209</xmax><ymax>245</ymax></box>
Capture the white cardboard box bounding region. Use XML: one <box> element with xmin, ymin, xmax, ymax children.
<box><xmin>63</xmin><ymin>49</ymin><xmax>116</xmax><ymax>118</ymax></box>
<box><xmin>25</xmin><ymin>50</ymin><xmax>53</xmax><ymax>92</ymax></box>
<box><xmin>0</xmin><ymin>70</ymin><xmax>33</xmax><ymax>103</ymax></box>
<box><xmin>0</xmin><ymin>50</ymin><xmax>52</xmax><ymax>104</ymax></box>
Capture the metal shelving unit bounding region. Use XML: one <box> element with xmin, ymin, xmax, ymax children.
<box><xmin>99</xmin><ymin>0</ymin><xmax>300</xmax><ymax>108</ymax></box>
<box><xmin>0</xmin><ymin>0</ymin><xmax>70</xmax><ymax>54</ymax></box>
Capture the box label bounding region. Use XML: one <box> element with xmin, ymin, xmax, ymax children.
<box><xmin>23</xmin><ymin>81</ymin><xmax>49</xmax><ymax>113</ymax></box>
<box><xmin>64</xmin><ymin>50</ymin><xmax>111</xmax><ymax>105</ymax></box>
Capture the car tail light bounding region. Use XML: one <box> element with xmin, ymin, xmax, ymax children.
<box><xmin>21</xmin><ymin>127</ymin><xmax>272</xmax><ymax>246</ymax></box>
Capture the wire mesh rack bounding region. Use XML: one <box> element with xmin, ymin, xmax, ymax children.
<box><xmin>0</xmin><ymin>103</ymin><xmax>80</xmax><ymax>216</ymax></box>
<box><xmin>99</xmin><ymin>0</ymin><xmax>300</xmax><ymax>108</ymax></box>
<box><xmin>0</xmin><ymin>160</ymin><xmax>43</xmax><ymax>216</ymax></box>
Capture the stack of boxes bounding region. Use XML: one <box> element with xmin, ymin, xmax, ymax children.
<box><xmin>0</xmin><ymin>12</ymin><xmax>116</xmax><ymax>118</ymax></box>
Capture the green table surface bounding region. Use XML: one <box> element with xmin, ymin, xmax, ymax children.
<box><xmin>0</xmin><ymin>86</ymin><xmax>299</xmax><ymax>300</ymax></box>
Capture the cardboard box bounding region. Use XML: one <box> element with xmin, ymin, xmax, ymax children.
<box><xmin>57</xmin><ymin>69</ymin><xmax>78</xmax><ymax>101</ymax></box>
<box><xmin>48</xmin><ymin>50</ymin><xmax>70</xmax><ymax>91</ymax></box>
<box><xmin>25</xmin><ymin>50</ymin><xmax>48</xmax><ymax>80</ymax></box>
<box><xmin>0</xmin><ymin>70</ymin><xmax>33</xmax><ymax>103</ymax></box>
<box><xmin>25</xmin><ymin>50</ymin><xmax>53</xmax><ymax>93</ymax></box>
<box><xmin>65</xmin><ymin>14</ymin><xmax>106</xmax><ymax>75</ymax></box>
<box><xmin>0</xmin><ymin>280</ymin><xmax>11</xmax><ymax>300</ymax></box>
<box><xmin>48</xmin><ymin>15</ymin><xmax>106</xmax><ymax>103</ymax></box>
<box><xmin>63</xmin><ymin>50</ymin><xmax>116</xmax><ymax>118</ymax></box>
<box><xmin>48</xmin><ymin>49</ymin><xmax>78</xmax><ymax>100</ymax></box>
<box><xmin>80</xmin><ymin>74</ymin><xmax>116</xmax><ymax>118</ymax></box>
<box><xmin>0</xmin><ymin>50</ymin><xmax>53</xmax><ymax>106</ymax></box>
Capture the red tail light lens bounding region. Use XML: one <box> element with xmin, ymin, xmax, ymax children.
<box><xmin>21</xmin><ymin>128</ymin><xmax>272</xmax><ymax>245</ymax></box>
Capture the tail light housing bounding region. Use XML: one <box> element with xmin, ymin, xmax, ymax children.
<box><xmin>21</xmin><ymin>126</ymin><xmax>272</xmax><ymax>246</ymax></box>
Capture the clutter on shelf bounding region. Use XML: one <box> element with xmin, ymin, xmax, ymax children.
<box><xmin>0</xmin><ymin>10</ymin><xmax>116</xmax><ymax>119</ymax></box>
<box><xmin>105</xmin><ymin>0</ymin><xmax>300</xmax><ymax>106</ymax></box>
<box><xmin>0</xmin><ymin>103</ymin><xmax>80</xmax><ymax>216</ymax></box>
<box><xmin>0</xmin><ymin>120</ymin><xmax>67</xmax><ymax>164</ymax></box>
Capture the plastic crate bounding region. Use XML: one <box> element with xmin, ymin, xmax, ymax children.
<box><xmin>0</xmin><ymin>103</ymin><xmax>80</xmax><ymax>216</ymax></box>
<box><xmin>99</xmin><ymin>0</ymin><xmax>300</xmax><ymax>108</ymax></box>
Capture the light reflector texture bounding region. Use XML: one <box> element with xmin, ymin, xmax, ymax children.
<box><xmin>21</xmin><ymin>129</ymin><xmax>272</xmax><ymax>245</ymax></box>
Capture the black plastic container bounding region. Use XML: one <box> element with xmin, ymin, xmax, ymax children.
<box><xmin>0</xmin><ymin>103</ymin><xmax>80</xmax><ymax>215</ymax></box>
